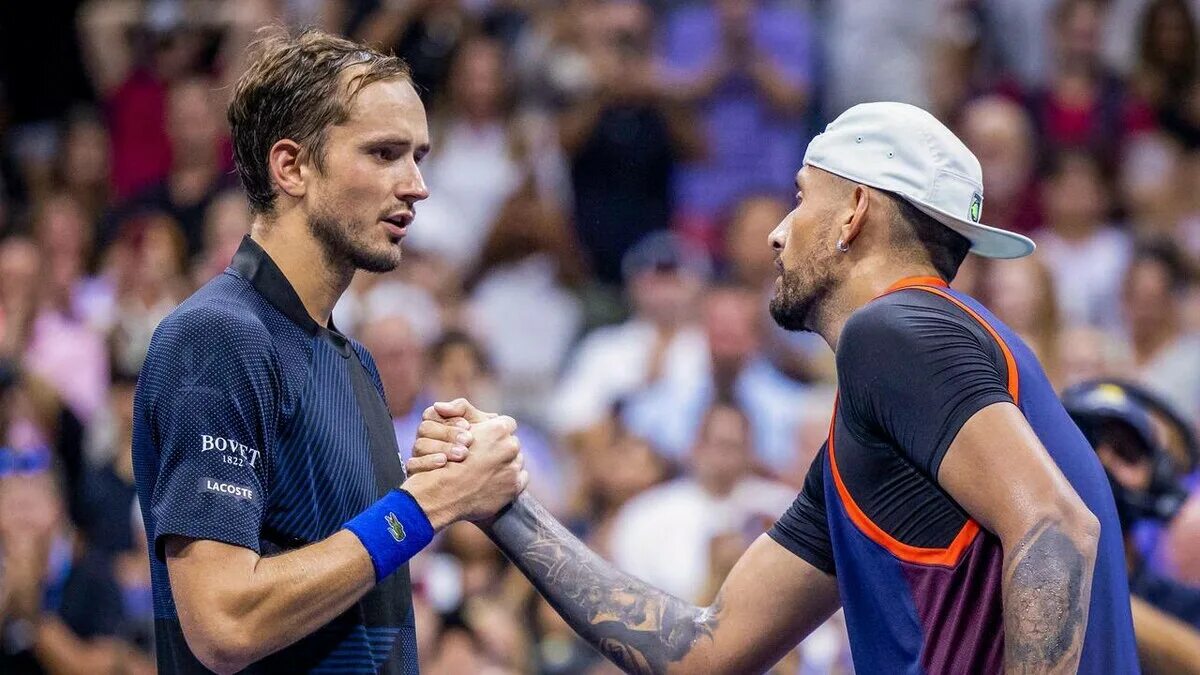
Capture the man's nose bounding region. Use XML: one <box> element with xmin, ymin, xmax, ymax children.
<box><xmin>399</xmin><ymin>165</ymin><xmax>429</xmax><ymax>203</ymax></box>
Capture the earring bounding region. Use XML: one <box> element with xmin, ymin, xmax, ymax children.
<box><xmin>836</xmin><ymin>240</ymin><xmax>850</xmax><ymax>253</ymax></box>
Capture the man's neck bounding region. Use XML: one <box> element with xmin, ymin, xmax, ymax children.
<box><xmin>814</xmin><ymin>257</ymin><xmax>943</xmax><ymax>350</ymax></box>
<box><xmin>250</xmin><ymin>219</ymin><xmax>353</xmax><ymax>328</ymax></box>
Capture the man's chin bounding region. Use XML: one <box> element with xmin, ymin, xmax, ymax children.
<box><xmin>769</xmin><ymin>293</ymin><xmax>810</xmax><ymax>333</ymax></box>
<box><xmin>350</xmin><ymin>244</ymin><xmax>403</xmax><ymax>274</ymax></box>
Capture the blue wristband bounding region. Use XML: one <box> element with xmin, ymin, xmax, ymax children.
<box><xmin>343</xmin><ymin>489</ymin><xmax>434</xmax><ymax>581</ymax></box>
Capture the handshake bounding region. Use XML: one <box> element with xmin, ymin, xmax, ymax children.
<box><xmin>399</xmin><ymin>398</ymin><xmax>529</xmax><ymax>529</ymax></box>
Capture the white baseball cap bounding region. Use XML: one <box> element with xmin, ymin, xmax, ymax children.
<box><xmin>803</xmin><ymin>102</ymin><xmax>1035</xmax><ymax>259</ymax></box>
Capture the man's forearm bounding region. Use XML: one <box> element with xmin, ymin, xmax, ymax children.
<box><xmin>484</xmin><ymin>492</ymin><xmax>718</xmax><ymax>675</ymax></box>
<box><xmin>1001</xmin><ymin>515</ymin><xmax>1099</xmax><ymax>674</ymax></box>
<box><xmin>168</xmin><ymin>531</ymin><xmax>376</xmax><ymax>672</ymax></box>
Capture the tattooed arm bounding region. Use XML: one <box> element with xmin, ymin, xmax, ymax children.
<box><xmin>483</xmin><ymin>492</ymin><xmax>840</xmax><ymax>675</ymax></box>
<box><xmin>939</xmin><ymin>402</ymin><xmax>1101</xmax><ymax>675</ymax></box>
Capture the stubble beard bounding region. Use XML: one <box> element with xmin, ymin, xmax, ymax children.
<box><xmin>306</xmin><ymin>204</ymin><xmax>402</xmax><ymax>274</ymax></box>
<box><xmin>769</xmin><ymin>263</ymin><xmax>835</xmax><ymax>333</ymax></box>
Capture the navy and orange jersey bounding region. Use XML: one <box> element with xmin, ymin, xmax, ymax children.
<box><xmin>132</xmin><ymin>237</ymin><xmax>419</xmax><ymax>673</ymax></box>
<box><xmin>769</xmin><ymin>276</ymin><xmax>1138</xmax><ymax>674</ymax></box>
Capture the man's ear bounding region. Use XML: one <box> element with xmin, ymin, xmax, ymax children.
<box><xmin>268</xmin><ymin>139</ymin><xmax>307</xmax><ymax>200</ymax></box>
<box><xmin>837</xmin><ymin>185</ymin><xmax>870</xmax><ymax>249</ymax></box>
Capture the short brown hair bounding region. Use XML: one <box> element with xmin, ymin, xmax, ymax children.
<box><xmin>228</xmin><ymin>27</ymin><xmax>412</xmax><ymax>214</ymax></box>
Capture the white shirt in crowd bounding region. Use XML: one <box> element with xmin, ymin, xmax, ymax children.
<box><xmin>609</xmin><ymin>477</ymin><xmax>797</xmax><ymax>603</ymax></box>
<box><xmin>552</xmin><ymin>320</ymin><xmax>708</xmax><ymax>435</ymax></box>
<box><xmin>1038</xmin><ymin>226</ymin><xmax>1132</xmax><ymax>331</ymax></box>
<box><xmin>405</xmin><ymin>121</ymin><xmax>522</xmax><ymax>267</ymax></box>
<box><xmin>467</xmin><ymin>254</ymin><xmax>583</xmax><ymax>426</ymax></box>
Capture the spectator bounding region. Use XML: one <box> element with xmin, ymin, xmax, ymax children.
<box><xmin>1134</xmin><ymin>0</ymin><xmax>1200</xmax><ymax>144</ymax></box>
<box><xmin>609</xmin><ymin>401</ymin><xmax>794</xmax><ymax>602</ymax></box>
<box><xmin>465</xmin><ymin>190</ymin><xmax>585</xmax><ymax>424</ymax></box>
<box><xmin>1120</xmin><ymin>132</ymin><xmax>1188</xmax><ymax>240</ymax></box>
<box><xmin>1124</xmin><ymin>238</ymin><xmax>1200</xmax><ymax>422</ymax></box>
<box><xmin>560</xmin><ymin>0</ymin><xmax>700</xmax><ymax>283</ymax></box>
<box><xmin>408</xmin><ymin>36</ymin><xmax>564</xmax><ymax>268</ymax></box>
<box><xmin>552</xmin><ymin>231</ymin><xmax>709</xmax><ymax>437</ymax></box>
<box><xmin>566</xmin><ymin>415</ymin><xmax>672</xmax><ymax>553</ymax></box>
<box><xmin>107</xmin><ymin>214</ymin><xmax>190</xmax><ymax>377</ymax></box>
<box><xmin>191</xmin><ymin>188</ymin><xmax>251</xmax><ymax>287</ymax></box>
<box><xmin>621</xmin><ymin>282</ymin><xmax>812</xmax><ymax>471</ymax></box>
<box><xmin>723</xmin><ymin>194</ymin><xmax>787</xmax><ymax>289</ymax></box>
<box><xmin>30</xmin><ymin>194</ymin><xmax>99</xmax><ymax>324</ymax></box>
<box><xmin>52</xmin><ymin>108</ymin><xmax>112</xmax><ymax>228</ymax></box>
<box><xmin>509</xmin><ymin>0</ymin><xmax>598</xmax><ymax>111</ymax></box>
<box><xmin>1036</xmin><ymin>149</ymin><xmax>1132</xmax><ymax>330</ymax></box>
<box><xmin>0</xmin><ymin>236</ymin><xmax>108</xmax><ymax>424</ymax></box>
<box><xmin>428</xmin><ymin>331</ymin><xmax>571</xmax><ymax>514</ymax></box>
<box><xmin>0</xmin><ymin>470</ymin><xmax>155</xmax><ymax>674</ymax></box>
<box><xmin>358</xmin><ymin>313</ymin><xmax>431</xmax><ymax>462</ymax></box>
<box><xmin>981</xmin><ymin>255</ymin><xmax>1063</xmax><ymax>383</ymax></box>
<box><xmin>78</xmin><ymin>0</ymin><xmax>261</xmax><ymax>199</ymax></box>
<box><xmin>1016</xmin><ymin>0</ymin><xmax>1157</xmax><ymax>168</ymax></box>
<box><xmin>77</xmin><ymin>364</ymin><xmax>141</xmax><ymax>556</ymax></box>
<box><xmin>723</xmin><ymin>194</ymin><xmax>836</xmax><ymax>385</ymax></box>
<box><xmin>659</xmin><ymin>0</ymin><xmax>812</xmax><ymax>234</ymax></box>
<box><xmin>959</xmin><ymin>95</ymin><xmax>1043</xmax><ymax>234</ymax></box>
<box><xmin>1057</xmin><ymin>325</ymin><xmax>1134</xmax><ymax>390</ymax></box>
<box><xmin>355</xmin><ymin>0</ymin><xmax>470</xmax><ymax>102</ymax></box>
<box><xmin>823</xmin><ymin>0</ymin><xmax>938</xmax><ymax>116</ymax></box>
<box><xmin>110</xmin><ymin>76</ymin><xmax>237</xmax><ymax>259</ymax></box>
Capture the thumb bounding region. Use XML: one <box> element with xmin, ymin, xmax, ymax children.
<box><xmin>433</xmin><ymin>398</ymin><xmax>495</xmax><ymax>424</ymax></box>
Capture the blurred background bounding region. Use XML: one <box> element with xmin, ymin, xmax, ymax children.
<box><xmin>1</xmin><ymin>0</ymin><xmax>1200</xmax><ymax>672</ymax></box>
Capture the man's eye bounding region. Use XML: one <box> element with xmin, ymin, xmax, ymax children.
<box><xmin>373</xmin><ymin>147</ymin><xmax>400</xmax><ymax>161</ymax></box>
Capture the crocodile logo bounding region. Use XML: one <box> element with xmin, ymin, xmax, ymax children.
<box><xmin>385</xmin><ymin>512</ymin><xmax>406</xmax><ymax>543</ymax></box>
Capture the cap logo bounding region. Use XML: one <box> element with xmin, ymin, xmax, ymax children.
<box><xmin>1094</xmin><ymin>384</ymin><xmax>1128</xmax><ymax>405</ymax></box>
<box><xmin>969</xmin><ymin>192</ymin><xmax>983</xmax><ymax>223</ymax></box>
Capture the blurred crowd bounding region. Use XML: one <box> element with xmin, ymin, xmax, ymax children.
<box><xmin>2</xmin><ymin>0</ymin><xmax>1200</xmax><ymax>672</ymax></box>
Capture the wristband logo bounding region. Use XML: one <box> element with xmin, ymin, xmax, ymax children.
<box><xmin>385</xmin><ymin>512</ymin><xmax>407</xmax><ymax>543</ymax></box>
<box><xmin>200</xmin><ymin>434</ymin><xmax>260</xmax><ymax>469</ymax></box>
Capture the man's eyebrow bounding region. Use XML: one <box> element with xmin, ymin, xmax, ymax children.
<box><xmin>362</xmin><ymin>135</ymin><xmax>412</xmax><ymax>146</ymax></box>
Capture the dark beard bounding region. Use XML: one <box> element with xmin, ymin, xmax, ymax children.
<box><xmin>307</xmin><ymin>210</ymin><xmax>401</xmax><ymax>274</ymax></box>
<box><xmin>769</xmin><ymin>268</ymin><xmax>831</xmax><ymax>332</ymax></box>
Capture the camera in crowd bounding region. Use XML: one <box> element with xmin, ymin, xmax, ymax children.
<box><xmin>1063</xmin><ymin>379</ymin><xmax>1194</xmax><ymax>532</ymax></box>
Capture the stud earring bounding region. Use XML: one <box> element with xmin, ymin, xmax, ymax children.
<box><xmin>836</xmin><ymin>240</ymin><xmax>850</xmax><ymax>253</ymax></box>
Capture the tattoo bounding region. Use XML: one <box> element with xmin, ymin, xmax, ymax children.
<box><xmin>1002</xmin><ymin>517</ymin><xmax>1093</xmax><ymax>673</ymax></box>
<box><xmin>485</xmin><ymin>493</ymin><xmax>720</xmax><ymax>674</ymax></box>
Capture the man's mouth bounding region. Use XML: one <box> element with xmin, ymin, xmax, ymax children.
<box><xmin>381</xmin><ymin>212</ymin><xmax>413</xmax><ymax>238</ymax></box>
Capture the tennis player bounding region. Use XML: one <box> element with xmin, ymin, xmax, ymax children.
<box><xmin>416</xmin><ymin>102</ymin><xmax>1138</xmax><ymax>674</ymax></box>
<box><xmin>131</xmin><ymin>29</ymin><xmax>526</xmax><ymax>674</ymax></box>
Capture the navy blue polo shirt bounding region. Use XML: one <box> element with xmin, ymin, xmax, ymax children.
<box><xmin>132</xmin><ymin>236</ymin><xmax>419</xmax><ymax>673</ymax></box>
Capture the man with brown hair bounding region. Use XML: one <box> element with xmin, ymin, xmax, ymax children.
<box><xmin>131</xmin><ymin>28</ymin><xmax>527</xmax><ymax>673</ymax></box>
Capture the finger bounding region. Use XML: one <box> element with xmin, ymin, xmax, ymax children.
<box><xmin>517</xmin><ymin>469</ymin><xmax>530</xmax><ymax>492</ymax></box>
<box><xmin>433</xmin><ymin>398</ymin><xmax>499</xmax><ymax>424</ymax></box>
<box><xmin>419</xmin><ymin>410</ymin><xmax>472</xmax><ymax>432</ymax></box>
<box><xmin>432</xmin><ymin>398</ymin><xmax>490</xmax><ymax>424</ymax></box>
<box><xmin>417</xmin><ymin>420</ymin><xmax>473</xmax><ymax>446</ymax></box>
<box><xmin>413</xmin><ymin>437</ymin><xmax>469</xmax><ymax>461</ymax></box>
<box><xmin>406</xmin><ymin>453</ymin><xmax>447</xmax><ymax>474</ymax></box>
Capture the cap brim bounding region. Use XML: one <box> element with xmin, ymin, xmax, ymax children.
<box><xmin>905</xmin><ymin>199</ymin><xmax>1036</xmax><ymax>259</ymax></box>
<box><xmin>804</xmin><ymin>160</ymin><xmax>1035</xmax><ymax>259</ymax></box>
